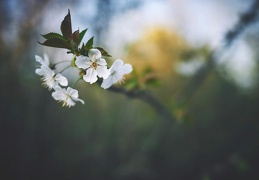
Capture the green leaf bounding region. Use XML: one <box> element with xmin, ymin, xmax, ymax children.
<box><xmin>72</xmin><ymin>30</ymin><xmax>80</xmax><ymax>46</ymax></box>
<box><xmin>79</xmin><ymin>43</ymin><xmax>87</xmax><ymax>56</ymax></box>
<box><xmin>81</xmin><ymin>43</ymin><xmax>85</xmax><ymax>49</ymax></box>
<box><xmin>41</xmin><ymin>32</ymin><xmax>64</xmax><ymax>40</ymax></box>
<box><xmin>78</xmin><ymin>28</ymin><xmax>88</xmax><ymax>45</ymax></box>
<box><xmin>85</xmin><ymin>36</ymin><xmax>94</xmax><ymax>50</ymax></box>
<box><xmin>142</xmin><ymin>66</ymin><xmax>154</xmax><ymax>76</ymax></box>
<box><xmin>145</xmin><ymin>77</ymin><xmax>160</xmax><ymax>87</ymax></box>
<box><xmin>125</xmin><ymin>74</ymin><xmax>139</xmax><ymax>89</ymax></box>
<box><xmin>39</xmin><ymin>38</ymin><xmax>70</xmax><ymax>49</ymax></box>
<box><xmin>125</xmin><ymin>80</ymin><xmax>138</xmax><ymax>89</ymax></box>
<box><xmin>95</xmin><ymin>47</ymin><xmax>112</xmax><ymax>57</ymax></box>
<box><xmin>60</xmin><ymin>9</ymin><xmax>72</xmax><ymax>39</ymax></box>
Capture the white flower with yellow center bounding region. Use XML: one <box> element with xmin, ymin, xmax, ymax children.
<box><xmin>75</xmin><ymin>49</ymin><xmax>110</xmax><ymax>84</ymax></box>
<box><xmin>52</xmin><ymin>86</ymin><xmax>84</xmax><ymax>107</ymax></box>
<box><xmin>35</xmin><ymin>65</ymin><xmax>68</xmax><ymax>90</ymax></box>
<box><xmin>101</xmin><ymin>59</ymin><xmax>133</xmax><ymax>89</ymax></box>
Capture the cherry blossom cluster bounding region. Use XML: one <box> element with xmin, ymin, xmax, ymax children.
<box><xmin>35</xmin><ymin>48</ymin><xmax>133</xmax><ymax>107</ymax></box>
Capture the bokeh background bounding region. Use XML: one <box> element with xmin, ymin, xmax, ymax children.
<box><xmin>1</xmin><ymin>0</ymin><xmax>259</xmax><ymax>179</ymax></box>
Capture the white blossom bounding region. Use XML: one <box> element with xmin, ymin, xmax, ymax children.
<box><xmin>52</xmin><ymin>86</ymin><xmax>84</xmax><ymax>107</ymax></box>
<box><xmin>101</xmin><ymin>59</ymin><xmax>133</xmax><ymax>89</ymax></box>
<box><xmin>75</xmin><ymin>49</ymin><xmax>110</xmax><ymax>84</ymax></box>
<box><xmin>35</xmin><ymin>65</ymin><xmax>68</xmax><ymax>90</ymax></box>
<box><xmin>35</xmin><ymin>54</ymin><xmax>50</xmax><ymax>67</ymax></box>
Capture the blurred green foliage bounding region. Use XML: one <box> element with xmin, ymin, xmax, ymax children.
<box><xmin>1</xmin><ymin>0</ymin><xmax>259</xmax><ymax>180</ymax></box>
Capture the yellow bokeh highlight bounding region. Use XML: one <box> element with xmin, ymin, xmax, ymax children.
<box><xmin>126</xmin><ymin>27</ymin><xmax>191</xmax><ymax>81</ymax></box>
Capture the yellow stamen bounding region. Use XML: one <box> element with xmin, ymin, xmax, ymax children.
<box><xmin>90</xmin><ymin>62</ymin><xmax>98</xmax><ymax>69</ymax></box>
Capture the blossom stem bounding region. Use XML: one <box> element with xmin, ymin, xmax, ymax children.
<box><xmin>59</xmin><ymin>65</ymin><xmax>71</xmax><ymax>73</ymax></box>
<box><xmin>52</xmin><ymin>60</ymin><xmax>71</xmax><ymax>66</ymax></box>
<box><xmin>72</xmin><ymin>77</ymin><xmax>82</xmax><ymax>88</ymax></box>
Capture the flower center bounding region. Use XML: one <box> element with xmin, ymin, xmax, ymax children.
<box><xmin>91</xmin><ymin>62</ymin><xmax>98</xmax><ymax>69</ymax></box>
<box><xmin>62</xmin><ymin>94</ymin><xmax>71</xmax><ymax>107</ymax></box>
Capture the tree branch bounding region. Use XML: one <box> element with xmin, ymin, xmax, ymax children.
<box><xmin>99</xmin><ymin>1</ymin><xmax>259</xmax><ymax>122</ymax></box>
<box><xmin>225</xmin><ymin>0</ymin><xmax>259</xmax><ymax>47</ymax></box>
<box><xmin>181</xmin><ymin>0</ymin><xmax>259</xmax><ymax>103</ymax></box>
<box><xmin>107</xmin><ymin>86</ymin><xmax>175</xmax><ymax>122</ymax></box>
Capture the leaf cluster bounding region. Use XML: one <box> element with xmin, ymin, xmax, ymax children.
<box><xmin>125</xmin><ymin>66</ymin><xmax>160</xmax><ymax>90</ymax></box>
<box><xmin>39</xmin><ymin>10</ymin><xmax>111</xmax><ymax>57</ymax></box>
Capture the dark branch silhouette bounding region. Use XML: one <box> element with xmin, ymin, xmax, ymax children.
<box><xmin>180</xmin><ymin>0</ymin><xmax>259</xmax><ymax>104</ymax></box>
<box><xmin>109</xmin><ymin>86</ymin><xmax>175</xmax><ymax>121</ymax></box>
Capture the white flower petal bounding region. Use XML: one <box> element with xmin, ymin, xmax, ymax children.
<box><xmin>35</xmin><ymin>68</ymin><xmax>45</xmax><ymax>76</ymax></box>
<box><xmin>36</xmin><ymin>66</ymin><xmax>63</xmax><ymax>90</ymax></box>
<box><xmin>101</xmin><ymin>76</ymin><xmax>113</xmax><ymax>89</ymax></box>
<box><xmin>75</xmin><ymin>56</ymin><xmax>91</xmax><ymax>69</ymax></box>
<box><xmin>52</xmin><ymin>89</ymin><xmax>67</xmax><ymax>101</ymax></box>
<box><xmin>36</xmin><ymin>66</ymin><xmax>55</xmax><ymax>76</ymax></box>
<box><xmin>67</xmin><ymin>87</ymin><xmax>79</xmax><ymax>98</ymax></box>
<box><xmin>111</xmin><ymin>59</ymin><xmax>133</xmax><ymax>74</ymax></box>
<box><xmin>100</xmin><ymin>59</ymin><xmax>133</xmax><ymax>89</ymax></box>
<box><xmin>67</xmin><ymin>87</ymin><xmax>85</xmax><ymax>105</ymax></box>
<box><xmin>88</xmin><ymin>49</ymin><xmax>102</xmax><ymax>60</ymax></box>
<box><xmin>113</xmin><ymin>73</ymin><xmax>124</xmax><ymax>83</ymax></box>
<box><xmin>35</xmin><ymin>55</ymin><xmax>44</xmax><ymax>65</ymax></box>
<box><xmin>44</xmin><ymin>76</ymin><xmax>55</xmax><ymax>89</ymax></box>
<box><xmin>52</xmin><ymin>87</ymin><xmax>84</xmax><ymax>107</ymax></box>
<box><xmin>44</xmin><ymin>66</ymin><xmax>55</xmax><ymax>76</ymax></box>
<box><xmin>119</xmin><ymin>64</ymin><xmax>133</xmax><ymax>74</ymax></box>
<box><xmin>96</xmin><ymin>66</ymin><xmax>110</xmax><ymax>79</ymax></box>
<box><xmin>43</xmin><ymin>53</ymin><xmax>50</xmax><ymax>66</ymax></box>
<box><xmin>55</xmin><ymin>73</ymin><xmax>68</xmax><ymax>86</ymax></box>
<box><xmin>97</xmin><ymin>58</ymin><xmax>107</xmax><ymax>66</ymax></box>
<box><xmin>111</xmin><ymin>59</ymin><xmax>124</xmax><ymax>71</ymax></box>
<box><xmin>83</xmin><ymin>68</ymin><xmax>98</xmax><ymax>84</ymax></box>
<box><xmin>66</xmin><ymin>98</ymin><xmax>76</xmax><ymax>107</ymax></box>
<box><xmin>35</xmin><ymin>54</ymin><xmax>50</xmax><ymax>67</ymax></box>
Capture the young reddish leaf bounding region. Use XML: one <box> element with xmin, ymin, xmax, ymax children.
<box><xmin>41</xmin><ymin>32</ymin><xmax>64</xmax><ymax>40</ymax></box>
<box><xmin>39</xmin><ymin>38</ymin><xmax>70</xmax><ymax>49</ymax></box>
<box><xmin>85</xmin><ymin>36</ymin><xmax>94</xmax><ymax>50</ymax></box>
<box><xmin>95</xmin><ymin>47</ymin><xmax>112</xmax><ymax>57</ymax></box>
<box><xmin>72</xmin><ymin>30</ymin><xmax>80</xmax><ymax>46</ymax></box>
<box><xmin>60</xmin><ymin>9</ymin><xmax>72</xmax><ymax>39</ymax></box>
<box><xmin>79</xmin><ymin>28</ymin><xmax>88</xmax><ymax>45</ymax></box>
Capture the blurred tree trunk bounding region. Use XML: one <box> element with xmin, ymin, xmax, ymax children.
<box><xmin>0</xmin><ymin>0</ymin><xmax>50</xmax><ymax>178</ymax></box>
